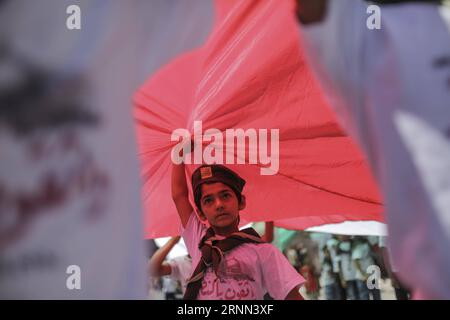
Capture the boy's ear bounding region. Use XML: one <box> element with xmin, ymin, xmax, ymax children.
<box><xmin>238</xmin><ymin>194</ymin><xmax>246</xmax><ymax>210</ymax></box>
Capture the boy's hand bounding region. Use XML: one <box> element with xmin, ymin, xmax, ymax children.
<box><xmin>262</xmin><ymin>221</ymin><xmax>274</xmax><ymax>243</ymax></box>
<box><xmin>149</xmin><ymin>235</ymin><xmax>182</xmax><ymax>277</ymax></box>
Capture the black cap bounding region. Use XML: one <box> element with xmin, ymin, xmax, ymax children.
<box><xmin>192</xmin><ymin>165</ymin><xmax>246</xmax><ymax>208</ymax></box>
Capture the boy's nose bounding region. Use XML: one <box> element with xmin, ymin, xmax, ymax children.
<box><xmin>214</xmin><ymin>198</ymin><xmax>224</xmax><ymax>209</ymax></box>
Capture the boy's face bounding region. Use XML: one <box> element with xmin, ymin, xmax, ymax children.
<box><xmin>198</xmin><ymin>182</ymin><xmax>245</xmax><ymax>230</ymax></box>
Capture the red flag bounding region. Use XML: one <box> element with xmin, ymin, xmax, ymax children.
<box><xmin>134</xmin><ymin>0</ymin><xmax>383</xmax><ymax>238</ymax></box>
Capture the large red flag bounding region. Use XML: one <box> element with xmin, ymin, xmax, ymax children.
<box><xmin>134</xmin><ymin>0</ymin><xmax>383</xmax><ymax>239</ymax></box>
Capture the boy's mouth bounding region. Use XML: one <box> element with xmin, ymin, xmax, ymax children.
<box><xmin>215</xmin><ymin>213</ymin><xmax>229</xmax><ymax>220</ymax></box>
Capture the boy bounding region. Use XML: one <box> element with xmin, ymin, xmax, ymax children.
<box><xmin>149</xmin><ymin>236</ymin><xmax>192</xmax><ymax>295</ymax></box>
<box><xmin>171</xmin><ymin>153</ymin><xmax>305</xmax><ymax>300</ymax></box>
<box><xmin>336</xmin><ymin>236</ymin><xmax>359</xmax><ymax>300</ymax></box>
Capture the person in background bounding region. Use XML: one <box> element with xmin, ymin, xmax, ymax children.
<box><xmin>326</xmin><ymin>235</ymin><xmax>345</xmax><ymax>299</ymax></box>
<box><xmin>337</xmin><ymin>236</ymin><xmax>359</xmax><ymax>300</ymax></box>
<box><xmin>300</xmin><ymin>255</ymin><xmax>320</xmax><ymax>300</ymax></box>
<box><xmin>352</xmin><ymin>236</ymin><xmax>381</xmax><ymax>300</ymax></box>
<box><xmin>148</xmin><ymin>277</ymin><xmax>165</xmax><ymax>300</ymax></box>
<box><xmin>296</xmin><ymin>242</ymin><xmax>309</xmax><ymax>267</ymax></box>
<box><xmin>321</xmin><ymin>246</ymin><xmax>341</xmax><ymax>300</ymax></box>
<box><xmin>161</xmin><ymin>276</ymin><xmax>179</xmax><ymax>300</ymax></box>
<box><xmin>149</xmin><ymin>236</ymin><xmax>192</xmax><ymax>297</ymax></box>
<box><xmin>284</xmin><ymin>247</ymin><xmax>300</xmax><ymax>271</ymax></box>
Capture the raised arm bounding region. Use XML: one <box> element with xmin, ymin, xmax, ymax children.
<box><xmin>148</xmin><ymin>236</ymin><xmax>181</xmax><ymax>277</ymax></box>
<box><xmin>171</xmin><ymin>146</ymin><xmax>194</xmax><ymax>227</ymax></box>
<box><xmin>261</xmin><ymin>221</ymin><xmax>274</xmax><ymax>243</ymax></box>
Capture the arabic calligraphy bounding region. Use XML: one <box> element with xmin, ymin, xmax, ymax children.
<box><xmin>199</xmin><ymin>257</ymin><xmax>257</xmax><ymax>300</ymax></box>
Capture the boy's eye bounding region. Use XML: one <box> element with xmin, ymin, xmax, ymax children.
<box><xmin>203</xmin><ymin>198</ymin><xmax>212</xmax><ymax>205</ymax></box>
<box><xmin>222</xmin><ymin>193</ymin><xmax>231</xmax><ymax>199</ymax></box>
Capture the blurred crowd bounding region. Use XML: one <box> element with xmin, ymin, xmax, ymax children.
<box><xmin>283</xmin><ymin>234</ymin><xmax>410</xmax><ymax>300</ymax></box>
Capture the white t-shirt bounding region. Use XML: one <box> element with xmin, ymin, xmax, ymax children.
<box><xmin>320</xmin><ymin>261</ymin><xmax>336</xmax><ymax>287</ymax></box>
<box><xmin>162</xmin><ymin>277</ymin><xmax>178</xmax><ymax>294</ymax></box>
<box><xmin>352</xmin><ymin>242</ymin><xmax>375</xmax><ymax>281</ymax></box>
<box><xmin>326</xmin><ymin>238</ymin><xmax>340</xmax><ymax>273</ymax></box>
<box><xmin>338</xmin><ymin>241</ymin><xmax>357</xmax><ymax>282</ymax></box>
<box><xmin>181</xmin><ymin>213</ymin><xmax>305</xmax><ymax>300</ymax></box>
<box><xmin>299</xmin><ymin>0</ymin><xmax>450</xmax><ymax>299</ymax></box>
<box><xmin>286</xmin><ymin>249</ymin><xmax>299</xmax><ymax>266</ymax></box>
<box><xmin>168</xmin><ymin>255</ymin><xmax>193</xmax><ymax>294</ymax></box>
